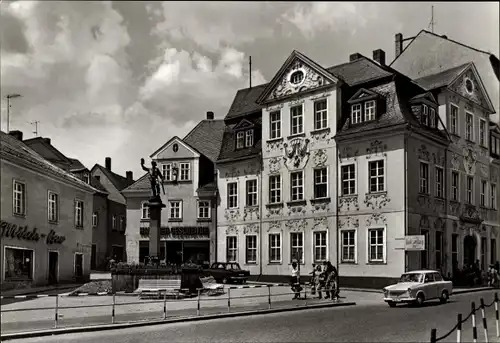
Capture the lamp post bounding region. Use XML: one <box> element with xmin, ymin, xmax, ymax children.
<box><xmin>6</xmin><ymin>93</ymin><xmax>22</xmax><ymax>133</ymax></box>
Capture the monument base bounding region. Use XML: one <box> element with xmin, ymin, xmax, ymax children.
<box><xmin>147</xmin><ymin>198</ymin><xmax>166</xmax><ymax>263</ymax></box>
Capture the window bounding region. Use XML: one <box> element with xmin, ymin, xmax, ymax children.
<box><xmin>112</xmin><ymin>214</ymin><xmax>117</xmax><ymax>230</ymax></box>
<box><xmin>162</xmin><ymin>164</ymin><xmax>172</xmax><ymax>181</ymax></box>
<box><xmin>290</xmin><ymin>70</ymin><xmax>304</xmax><ymax>84</ymax></box>
<box><xmin>269</xmin><ymin>111</ymin><xmax>281</xmax><ymax>139</ymax></box>
<box><xmin>368</xmin><ymin>228</ymin><xmax>384</xmax><ymax>262</ymax></box>
<box><xmin>236</xmin><ymin>131</ymin><xmax>244</xmax><ymax>149</ymax></box>
<box><xmin>430</xmin><ymin>108</ymin><xmax>436</xmax><ymax>128</ymax></box>
<box><xmin>421</xmin><ymin>230</ymin><xmax>429</xmax><ymax>269</ymax></box>
<box><xmin>290</xmin><ymin>105</ymin><xmax>303</xmax><ymax>135</ymax></box>
<box><xmin>419</xmin><ymin>162</ymin><xmax>429</xmax><ymax>194</ymax></box>
<box><xmin>197</xmin><ymin>200</ymin><xmax>211</xmax><ymax>219</ymax></box>
<box><xmin>451</xmin><ymin>171</ymin><xmax>459</xmax><ymax>201</ymax></box>
<box><xmin>314</xmin><ymin>168</ymin><xmax>328</xmax><ymax>199</ymax></box>
<box><xmin>479</xmin><ymin>119</ymin><xmax>487</xmax><ymax>147</ymax></box>
<box><xmin>481</xmin><ymin>180</ymin><xmax>487</xmax><ymax>207</ymax></box>
<box><xmin>290</xmin><ymin>171</ymin><xmax>304</xmax><ymax>201</ymax></box>
<box><xmin>75</xmin><ymin>200</ymin><xmax>84</xmax><ymax>227</ymax></box>
<box><xmin>245</xmin><ymin>130</ymin><xmax>254</xmax><ymax>147</ymax></box>
<box><xmin>4</xmin><ymin>248</ymin><xmax>33</xmax><ymax>280</ymax></box>
<box><xmin>179</xmin><ymin>163</ymin><xmax>191</xmax><ymax>181</ymax></box>
<box><xmin>491</xmin><ymin>239</ymin><xmax>497</xmax><ymax>265</ymax></box>
<box><xmin>245</xmin><ymin>236</ymin><xmax>257</xmax><ymax>264</ymax></box>
<box><xmin>364</xmin><ymin>100</ymin><xmax>376</xmax><ymax>121</ymax></box>
<box><xmin>227</xmin><ymin>182</ymin><xmax>238</xmax><ymax>208</ymax></box>
<box><xmin>141</xmin><ymin>202</ymin><xmax>150</xmax><ymax>220</ymax></box>
<box><xmin>341</xmin><ymin>230</ymin><xmax>356</xmax><ymax>263</ymax></box>
<box><xmin>92</xmin><ymin>212</ymin><xmax>98</xmax><ymax>227</ymax></box>
<box><xmin>290</xmin><ymin>232</ymin><xmax>304</xmax><ymax>263</ymax></box>
<box><xmin>492</xmin><ymin>136</ymin><xmax>500</xmax><ymax>155</ymax></box>
<box><xmin>314</xmin><ymin>99</ymin><xmax>328</xmax><ymax>130</ymax></box>
<box><xmin>467</xmin><ymin>176</ymin><xmax>474</xmax><ymax>204</ymax></box>
<box><xmin>314</xmin><ymin>231</ymin><xmax>327</xmax><ymax>262</ymax></box>
<box><xmin>452</xmin><ymin>234</ymin><xmax>459</xmax><ymax>270</ymax></box>
<box><xmin>369</xmin><ymin>160</ymin><xmax>385</xmax><ymax>192</ymax></box>
<box><xmin>169</xmin><ymin>200</ymin><xmax>182</xmax><ymax>219</ymax></box>
<box><xmin>450</xmin><ymin>104</ymin><xmax>458</xmax><ymax>134</ymax></box>
<box><xmin>491</xmin><ymin>184</ymin><xmax>497</xmax><ymax>210</ymax></box>
<box><xmin>269</xmin><ymin>234</ymin><xmax>281</xmax><ymax>263</ymax></box>
<box><xmin>48</xmin><ymin>192</ymin><xmax>58</xmax><ymax>222</ymax></box>
<box><xmin>226</xmin><ymin>236</ymin><xmax>237</xmax><ymax>262</ymax></box>
<box><xmin>341</xmin><ymin>164</ymin><xmax>356</xmax><ymax>195</ymax></box>
<box><xmin>13</xmin><ymin>180</ymin><xmax>26</xmax><ymax>216</ymax></box>
<box><xmin>246</xmin><ymin>180</ymin><xmax>258</xmax><ymax>207</ymax></box>
<box><xmin>435</xmin><ymin>231</ymin><xmax>443</xmax><ymax>270</ymax></box>
<box><xmin>119</xmin><ymin>216</ymin><xmax>125</xmax><ymax>232</ymax></box>
<box><xmin>269</xmin><ymin>175</ymin><xmax>281</xmax><ymax>204</ymax></box>
<box><xmin>435</xmin><ymin>167</ymin><xmax>444</xmax><ymax>198</ymax></box>
<box><xmin>421</xmin><ymin>104</ymin><xmax>428</xmax><ymax>125</ymax></box>
<box><xmin>466</xmin><ymin>112</ymin><xmax>474</xmax><ymax>141</ymax></box>
<box><xmin>351</xmin><ymin>104</ymin><xmax>362</xmax><ymax>124</ymax></box>
<box><xmin>83</xmin><ymin>173</ymin><xmax>90</xmax><ymax>184</ymax></box>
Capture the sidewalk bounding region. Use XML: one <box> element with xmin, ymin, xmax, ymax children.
<box><xmin>0</xmin><ymin>283</ymin><xmax>82</xmax><ymax>298</ymax></box>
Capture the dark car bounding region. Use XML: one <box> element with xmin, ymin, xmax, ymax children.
<box><xmin>205</xmin><ymin>262</ymin><xmax>250</xmax><ymax>284</ymax></box>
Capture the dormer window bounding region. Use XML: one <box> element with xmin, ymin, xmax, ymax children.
<box><xmin>351</xmin><ymin>100</ymin><xmax>376</xmax><ymax>124</ymax></box>
<box><xmin>236</xmin><ymin>131</ymin><xmax>245</xmax><ymax>149</ymax></box>
<box><xmin>364</xmin><ymin>100</ymin><xmax>376</xmax><ymax>121</ymax></box>
<box><xmin>422</xmin><ymin>104</ymin><xmax>429</xmax><ymax>125</ymax></box>
<box><xmin>236</xmin><ymin>129</ymin><xmax>254</xmax><ymax>149</ymax></box>
<box><xmin>351</xmin><ymin>104</ymin><xmax>362</xmax><ymax>124</ymax></box>
<box><xmin>430</xmin><ymin>108</ymin><xmax>436</xmax><ymax>128</ymax></box>
<box><xmin>83</xmin><ymin>173</ymin><xmax>90</xmax><ymax>184</ymax></box>
<box><xmin>245</xmin><ymin>130</ymin><xmax>254</xmax><ymax>147</ymax></box>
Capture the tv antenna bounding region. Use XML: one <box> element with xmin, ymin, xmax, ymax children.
<box><xmin>428</xmin><ymin>5</ymin><xmax>437</xmax><ymax>33</ymax></box>
<box><xmin>31</xmin><ymin>120</ymin><xmax>40</xmax><ymax>137</ymax></box>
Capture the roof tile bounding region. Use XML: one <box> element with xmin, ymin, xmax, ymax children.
<box><xmin>183</xmin><ymin>119</ymin><xmax>226</xmax><ymax>162</ymax></box>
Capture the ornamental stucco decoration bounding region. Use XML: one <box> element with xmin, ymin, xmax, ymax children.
<box><xmin>434</xmin><ymin>199</ymin><xmax>445</xmax><ymax>214</ymax></box>
<box><xmin>432</xmin><ymin>151</ymin><xmax>445</xmax><ymax>166</ymax></box>
<box><xmin>243</xmin><ymin>206</ymin><xmax>260</xmax><ymax>220</ymax></box>
<box><xmin>449</xmin><ymin>202</ymin><xmax>461</xmax><ymax>216</ymax></box>
<box><xmin>268</xmin><ymin>157</ymin><xmax>281</xmax><ymax>174</ymax></box>
<box><xmin>480</xmin><ymin>165</ymin><xmax>489</xmax><ymax>178</ymax></box>
<box><xmin>224</xmin><ymin>209</ymin><xmax>240</xmax><ymax>221</ymax></box>
<box><xmin>491</xmin><ymin>167</ymin><xmax>499</xmax><ymax>183</ymax></box>
<box><xmin>418</xmin><ymin>145</ymin><xmax>430</xmax><ymax>162</ymax></box>
<box><xmin>283</xmin><ymin>137</ymin><xmax>310</xmax><ymax>170</ymax></box>
<box><xmin>225</xmin><ymin>225</ymin><xmax>238</xmax><ymax>235</ymax></box>
<box><xmin>339</xmin><ymin>195</ymin><xmax>360</xmax><ymax>211</ymax></box>
<box><xmin>366</xmin><ymin>140</ymin><xmax>387</xmax><ymax>159</ymax></box>
<box><xmin>364</xmin><ymin>193</ymin><xmax>390</xmax><ymax>210</ymax></box>
<box><xmin>266</xmin><ymin>207</ymin><xmax>283</xmax><ymax>218</ymax></box>
<box><xmin>338</xmin><ymin>147</ymin><xmax>359</xmax><ymax>163</ymax></box>
<box><xmin>366</xmin><ymin>213</ymin><xmax>386</xmax><ymax>227</ymax></box>
<box><xmin>287</xmin><ymin>205</ymin><xmax>307</xmax><ymax>216</ymax></box>
<box><xmin>463</xmin><ymin>146</ymin><xmax>477</xmax><ymax>175</ymax></box>
<box><xmin>434</xmin><ymin>217</ymin><xmax>446</xmax><ymax>230</ymax></box>
<box><xmin>312</xmin><ymin>217</ymin><xmax>328</xmax><ymax>230</ymax></box>
<box><xmin>243</xmin><ymin>162</ymin><xmax>259</xmax><ymax>176</ymax></box>
<box><xmin>225</xmin><ymin>166</ymin><xmax>240</xmax><ymax>178</ymax></box>
<box><xmin>311</xmin><ymin>202</ymin><xmax>330</xmax><ymax>213</ymax></box>
<box><xmin>451</xmin><ymin>153</ymin><xmax>461</xmax><ymax>170</ymax></box>
<box><xmin>243</xmin><ymin>224</ymin><xmax>259</xmax><ymax>234</ymax></box>
<box><xmin>340</xmin><ymin>216</ymin><xmax>359</xmax><ymax>229</ymax></box>
<box><xmin>310</xmin><ymin>129</ymin><xmax>331</xmax><ymax>145</ymax></box>
<box><xmin>266</xmin><ymin>103</ymin><xmax>284</xmax><ymax>112</ymax></box>
<box><xmin>312</xmin><ymin>149</ymin><xmax>328</xmax><ymax>167</ymax></box>
<box><xmin>284</xmin><ymin>219</ymin><xmax>308</xmax><ymax>232</ymax></box>
<box><xmin>266</xmin><ymin>140</ymin><xmax>284</xmax><ymax>153</ymax></box>
<box><xmin>417</xmin><ymin>195</ymin><xmax>432</xmax><ymax>210</ymax></box>
<box><xmin>267</xmin><ymin>221</ymin><xmax>282</xmax><ymax>232</ymax></box>
<box><xmin>419</xmin><ymin>215</ymin><xmax>430</xmax><ymax>228</ymax></box>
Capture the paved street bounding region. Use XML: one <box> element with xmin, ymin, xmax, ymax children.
<box><xmin>4</xmin><ymin>290</ymin><xmax>499</xmax><ymax>343</ymax></box>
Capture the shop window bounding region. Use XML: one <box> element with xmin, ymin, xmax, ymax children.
<box><xmin>5</xmin><ymin>248</ymin><xmax>33</xmax><ymax>280</ymax></box>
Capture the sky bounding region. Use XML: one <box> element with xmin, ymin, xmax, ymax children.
<box><xmin>1</xmin><ymin>1</ymin><xmax>499</xmax><ymax>180</ymax></box>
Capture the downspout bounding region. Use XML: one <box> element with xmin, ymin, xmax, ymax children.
<box><xmin>335</xmin><ymin>143</ymin><xmax>340</xmax><ymax>277</ymax></box>
<box><xmin>404</xmin><ymin>125</ymin><xmax>414</xmax><ymax>272</ymax></box>
<box><xmin>214</xmin><ymin>166</ymin><xmax>218</xmax><ymax>264</ymax></box>
<box><xmin>258</xmin><ymin>152</ymin><xmax>264</xmax><ymax>280</ymax></box>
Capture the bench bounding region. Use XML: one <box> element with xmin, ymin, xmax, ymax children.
<box><xmin>136</xmin><ymin>278</ymin><xmax>182</xmax><ymax>299</ymax></box>
<box><xmin>199</xmin><ymin>276</ymin><xmax>225</xmax><ymax>296</ymax></box>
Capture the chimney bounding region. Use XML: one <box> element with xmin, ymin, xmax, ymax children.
<box><xmin>206</xmin><ymin>111</ymin><xmax>214</xmax><ymax>120</ymax></box>
<box><xmin>43</xmin><ymin>138</ymin><xmax>51</xmax><ymax>145</ymax></box>
<box><xmin>395</xmin><ymin>33</ymin><xmax>403</xmax><ymax>58</ymax></box>
<box><xmin>373</xmin><ymin>49</ymin><xmax>386</xmax><ymax>66</ymax></box>
<box><xmin>105</xmin><ymin>157</ymin><xmax>111</xmax><ymax>171</ymax></box>
<box><xmin>126</xmin><ymin>171</ymin><xmax>133</xmax><ymax>183</ymax></box>
<box><xmin>349</xmin><ymin>53</ymin><xmax>362</xmax><ymax>62</ymax></box>
<box><xmin>8</xmin><ymin>130</ymin><xmax>23</xmax><ymax>141</ymax></box>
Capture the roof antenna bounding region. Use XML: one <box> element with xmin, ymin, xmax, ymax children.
<box><xmin>249</xmin><ymin>56</ymin><xmax>252</xmax><ymax>89</ymax></box>
<box><xmin>30</xmin><ymin>120</ymin><xmax>40</xmax><ymax>137</ymax></box>
<box><xmin>428</xmin><ymin>5</ymin><xmax>437</xmax><ymax>33</ymax></box>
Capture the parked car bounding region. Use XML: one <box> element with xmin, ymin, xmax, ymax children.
<box><xmin>204</xmin><ymin>262</ymin><xmax>250</xmax><ymax>284</ymax></box>
<box><xmin>383</xmin><ymin>270</ymin><xmax>453</xmax><ymax>307</ymax></box>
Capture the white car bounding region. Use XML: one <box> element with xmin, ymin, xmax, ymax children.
<box><xmin>383</xmin><ymin>270</ymin><xmax>453</xmax><ymax>307</ymax></box>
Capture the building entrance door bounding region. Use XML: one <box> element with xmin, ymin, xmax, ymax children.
<box><xmin>48</xmin><ymin>251</ymin><xmax>58</xmax><ymax>284</ymax></box>
<box><xmin>463</xmin><ymin>235</ymin><xmax>476</xmax><ymax>267</ymax></box>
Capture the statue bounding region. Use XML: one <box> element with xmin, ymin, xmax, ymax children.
<box><xmin>141</xmin><ymin>158</ymin><xmax>165</xmax><ymax>202</ymax></box>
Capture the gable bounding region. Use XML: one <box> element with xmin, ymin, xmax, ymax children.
<box><xmin>150</xmin><ymin>136</ymin><xmax>200</xmax><ymax>161</ymax></box>
<box><xmin>347</xmin><ymin>88</ymin><xmax>379</xmax><ymax>103</ymax></box>
<box><xmin>447</xmin><ymin>64</ymin><xmax>495</xmax><ymax>114</ymax></box>
<box><xmin>233</xmin><ymin>119</ymin><xmax>255</xmax><ymax>131</ymax></box>
<box><xmin>257</xmin><ymin>51</ymin><xmax>338</xmax><ymax>104</ymax></box>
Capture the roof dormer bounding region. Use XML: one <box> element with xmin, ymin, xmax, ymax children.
<box><xmin>410</xmin><ymin>92</ymin><xmax>439</xmax><ymax>129</ymax></box>
<box><xmin>233</xmin><ymin>119</ymin><xmax>255</xmax><ymax>149</ymax></box>
<box><xmin>347</xmin><ymin>88</ymin><xmax>383</xmax><ymax>124</ymax></box>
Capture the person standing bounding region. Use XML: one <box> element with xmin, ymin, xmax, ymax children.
<box><xmin>290</xmin><ymin>261</ymin><xmax>300</xmax><ymax>299</ymax></box>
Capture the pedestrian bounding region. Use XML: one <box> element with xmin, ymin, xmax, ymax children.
<box><xmin>323</xmin><ymin>261</ymin><xmax>334</xmax><ymax>299</ymax></box>
<box><xmin>290</xmin><ymin>261</ymin><xmax>301</xmax><ymax>300</ymax></box>
<box><xmin>314</xmin><ymin>264</ymin><xmax>324</xmax><ymax>299</ymax></box>
<box><xmin>309</xmin><ymin>264</ymin><xmax>317</xmax><ymax>295</ymax></box>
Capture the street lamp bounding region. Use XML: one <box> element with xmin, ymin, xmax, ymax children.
<box><xmin>5</xmin><ymin>93</ymin><xmax>22</xmax><ymax>133</ymax></box>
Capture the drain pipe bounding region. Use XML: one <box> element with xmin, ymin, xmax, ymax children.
<box><xmin>335</xmin><ymin>143</ymin><xmax>340</xmax><ymax>279</ymax></box>
<box><xmin>258</xmin><ymin>152</ymin><xmax>264</xmax><ymax>281</ymax></box>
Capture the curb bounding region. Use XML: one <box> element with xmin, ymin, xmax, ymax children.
<box><xmin>0</xmin><ymin>301</ymin><xmax>356</xmax><ymax>341</ymax></box>
<box><xmin>339</xmin><ymin>287</ymin><xmax>494</xmax><ymax>295</ymax></box>
<box><xmin>453</xmin><ymin>287</ymin><xmax>494</xmax><ymax>295</ymax></box>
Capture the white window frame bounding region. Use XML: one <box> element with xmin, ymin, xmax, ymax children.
<box><xmin>451</xmin><ymin>170</ymin><xmax>460</xmax><ymax>202</ymax></box>
<box><xmin>112</xmin><ymin>214</ymin><xmax>117</xmax><ymax>230</ymax></box>
<box><xmin>245</xmin><ymin>130</ymin><xmax>254</xmax><ymax>147</ymax></box>
<box><xmin>435</xmin><ymin>166</ymin><xmax>444</xmax><ymax>198</ymax></box>
<box><xmin>466</xmin><ymin>176</ymin><xmax>474</xmax><ymax>204</ymax></box>
<box><xmin>141</xmin><ymin>201</ymin><xmax>151</xmax><ymax>220</ymax></box>
<box><xmin>314</xmin><ymin>99</ymin><xmax>328</xmax><ymax>130</ymax></box>
<box><xmin>290</xmin><ymin>104</ymin><xmax>304</xmax><ymax>135</ymax></box>
<box><xmin>367</xmin><ymin>227</ymin><xmax>386</xmax><ymax>263</ymax></box>
<box><xmin>245</xmin><ymin>179</ymin><xmax>258</xmax><ymax>207</ymax></box>
<box><xmin>197</xmin><ymin>200</ymin><xmax>211</xmax><ymax>219</ymax></box>
<box><xmin>422</xmin><ymin>104</ymin><xmax>429</xmax><ymax>125</ymax></box>
<box><xmin>479</xmin><ymin>119</ymin><xmax>487</xmax><ymax>147</ymax></box>
<box><xmin>480</xmin><ymin>180</ymin><xmax>487</xmax><ymax>207</ymax></box>
<box><xmin>83</xmin><ymin>173</ymin><xmax>90</xmax><ymax>184</ymax></box>
<box><xmin>491</xmin><ymin>184</ymin><xmax>497</xmax><ymax>210</ymax></box>
<box><xmin>269</xmin><ymin>233</ymin><xmax>282</xmax><ymax>263</ymax></box>
<box><xmin>169</xmin><ymin>200</ymin><xmax>183</xmax><ymax>219</ymax></box>
<box><xmin>340</xmin><ymin>163</ymin><xmax>356</xmax><ymax>196</ymax></box>
<box><xmin>74</xmin><ymin>200</ymin><xmax>84</xmax><ymax>228</ymax></box>
<box><xmin>269</xmin><ymin>174</ymin><xmax>282</xmax><ymax>204</ymax></box>
<box><xmin>226</xmin><ymin>236</ymin><xmax>237</xmax><ymax>262</ymax></box>
<box><xmin>313</xmin><ymin>231</ymin><xmax>328</xmax><ymax>263</ymax></box>
<box><xmin>340</xmin><ymin>229</ymin><xmax>357</xmax><ymax>263</ymax></box>
<box><xmin>368</xmin><ymin>159</ymin><xmax>385</xmax><ymax>193</ymax></box>
<box><xmin>227</xmin><ymin>182</ymin><xmax>238</xmax><ymax>209</ymax></box>
<box><xmin>290</xmin><ymin>232</ymin><xmax>304</xmax><ymax>263</ymax></box>
<box><xmin>245</xmin><ymin>235</ymin><xmax>257</xmax><ymax>264</ymax></box>
<box><xmin>4</xmin><ymin>246</ymin><xmax>35</xmax><ymax>281</ymax></box>
<box><xmin>290</xmin><ymin>170</ymin><xmax>304</xmax><ymax>201</ymax></box>
<box><xmin>419</xmin><ymin>161</ymin><xmax>429</xmax><ymax>194</ymax></box>
<box><xmin>430</xmin><ymin>107</ymin><xmax>436</xmax><ymax>128</ymax></box>
<box><xmin>48</xmin><ymin>191</ymin><xmax>59</xmax><ymax>223</ymax></box>
<box><xmin>179</xmin><ymin>162</ymin><xmax>191</xmax><ymax>181</ymax></box>
<box><xmin>236</xmin><ymin>131</ymin><xmax>244</xmax><ymax>149</ymax></box>
<box><xmin>13</xmin><ymin>180</ymin><xmax>26</xmax><ymax>216</ymax></box>
<box><xmin>269</xmin><ymin>111</ymin><xmax>282</xmax><ymax>140</ymax></box>
<box><xmin>351</xmin><ymin>104</ymin><xmax>362</xmax><ymax>124</ymax></box>
<box><xmin>465</xmin><ymin>112</ymin><xmax>474</xmax><ymax>141</ymax></box>
<box><xmin>73</xmin><ymin>252</ymin><xmax>84</xmax><ymax>278</ymax></box>
<box><xmin>313</xmin><ymin>167</ymin><xmax>328</xmax><ymax>199</ymax></box>
<box><xmin>364</xmin><ymin>100</ymin><xmax>376</xmax><ymax>121</ymax></box>
<box><xmin>162</xmin><ymin>163</ymin><xmax>172</xmax><ymax>181</ymax></box>
<box><xmin>450</xmin><ymin>103</ymin><xmax>459</xmax><ymax>135</ymax></box>
<box><xmin>92</xmin><ymin>212</ymin><xmax>98</xmax><ymax>227</ymax></box>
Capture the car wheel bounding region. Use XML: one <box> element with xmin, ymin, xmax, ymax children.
<box><xmin>222</xmin><ymin>277</ymin><xmax>228</xmax><ymax>284</ymax></box>
<box><xmin>440</xmin><ymin>290</ymin><xmax>449</xmax><ymax>304</ymax></box>
<box><xmin>387</xmin><ymin>301</ymin><xmax>396</xmax><ymax>308</ymax></box>
<box><xmin>416</xmin><ymin>293</ymin><xmax>425</xmax><ymax>306</ymax></box>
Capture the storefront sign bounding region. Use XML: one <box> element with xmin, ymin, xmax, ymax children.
<box><xmin>404</xmin><ymin>235</ymin><xmax>425</xmax><ymax>251</ymax></box>
<box><xmin>140</xmin><ymin>226</ymin><xmax>209</xmax><ymax>238</ymax></box>
<box><xmin>0</xmin><ymin>220</ymin><xmax>66</xmax><ymax>245</ymax></box>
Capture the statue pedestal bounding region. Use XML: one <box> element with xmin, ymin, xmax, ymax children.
<box><xmin>147</xmin><ymin>199</ymin><xmax>166</xmax><ymax>261</ymax></box>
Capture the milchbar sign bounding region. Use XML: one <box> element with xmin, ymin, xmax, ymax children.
<box><xmin>0</xmin><ymin>220</ymin><xmax>66</xmax><ymax>245</ymax></box>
